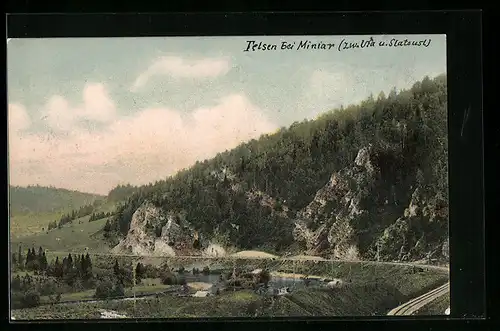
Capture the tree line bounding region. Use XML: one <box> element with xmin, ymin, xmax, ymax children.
<box><xmin>47</xmin><ymin>203</ymin><xmax>112</xmax><ymax>230</ymax></box>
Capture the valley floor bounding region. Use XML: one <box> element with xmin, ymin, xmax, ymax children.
<box><xmin>11</xmin><ymin>259</ymin><xmax>449</xmax><ymax>320</ymax></box>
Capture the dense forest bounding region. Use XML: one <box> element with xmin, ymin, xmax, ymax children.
<box><xmin>104</xmin><ymin>74</ymin><xmax>448</xmax><ymax>261</ymax></box>
<box><xmin>107</xmin><ymin>184</ymin><xmax>140</xmax><ymax>202</ymax></box>
<box><xmin>9</xmin><ymin>185</ymin><xmax>104</xmax><ymax>215</ymax></box>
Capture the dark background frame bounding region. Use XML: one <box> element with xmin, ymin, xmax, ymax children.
<box><xmin>4</xmin><ymin>10</ymin><xmax>485</xmax><ymax>330</ymax></box>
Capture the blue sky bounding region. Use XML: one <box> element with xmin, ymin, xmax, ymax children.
<box><xmin>7</xmin><ymin>35</ymin><xmax>446</xmax><ymax>194</ymax></box>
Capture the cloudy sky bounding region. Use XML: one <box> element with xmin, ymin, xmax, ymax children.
<box><xmin>7</xmin><ymin>35</ymin><xmax>446</xmax><ymax>195</ymax></box>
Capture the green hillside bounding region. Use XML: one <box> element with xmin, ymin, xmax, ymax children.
<box><xmin>9</xmin><ymin>185</ymin><xmax>104</xmax><ymax>215</ymax></box>
<box><xmin>9</xmin><ymin>186</ymin><xmax>105</xmax><ymax>238</ymax></box>
<box><xmin>105</xmin><ymin>74</ymin><xmax>448</xmax><ymax>262</ymax></box>
<box><xmin>10</xmin><ymin>217</ymin><xmax>112</xmax><ymax>254</ymax></box>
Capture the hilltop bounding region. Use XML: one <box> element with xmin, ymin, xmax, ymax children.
<box><xmin>9</xmin><ymin>185</ymin><xmax>104</xmax><ymax>215</ymax></box>
<box><xmin>9</xmin><ymin>186</ymin><xmax>105</xmax><ymax>238</ymax></box>
<box><xmin>104</xmin><ymin>74</ymin><xmax>448</xmax><ymax>263</ymax></box>
<box><xmin>10</xmin><ymin>185</ymin><xmax>128</xmax><ymax>248</ymax></box>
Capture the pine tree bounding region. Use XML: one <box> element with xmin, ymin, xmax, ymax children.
<box><xmin>85</xmin><ymin>253</ymin><xmax>92</xmax><ymax>271</ymax></box>
<box><xmin>135</xmin><ymin>262</ymin><xmax>143</xmax><ymax>281</ymax></box>
<box><xmin>78</xmin><ymin>254</ymin><xmax>84</xmax><ymax>275</ymax></box>
<box><xmin>54</xmin><ymin>256</ymin><xmax>63</xmax><ymax>278</ymax></box>
<box><xmin>68</xmin><ymin>254</ymin><xmax>73</xmax><ymax>269</ymax></box>
<box><xmin>26</xmin><ymin>249</ymin><xmax>32</xmax><ymax>266</ymax></box>
<box><xmin>18</xmin><ymin>245</ymin><xmax>23</xmax><ymax>268</ymax></box>
<box><xmin>62</xmin><ymin>257</ymin><xmax>68</xmax><ymax>274</ymax></box>
<box><xmin>11</xmin><ymin>252</ymin><xmax>17</xmax><ymax>267</ymax></box>
<box><xmin>104</xmin><ymin>219</ymin><xmax>111</xmax><ymax>232</ymax></box>
<box><xmin>41</xmin><ymin>252</ymin><xmax>48</xmax><ymax>271</ymax></box>
<box><xmin>113</xmin><ymin>259</ymin><xmax>120</xmax><ymax>276</ymax></box>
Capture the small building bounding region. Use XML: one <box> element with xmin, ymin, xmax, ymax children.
<box><xmin>326</xmin><ymin>279</ymin><xmax>344</xmax><ymax>288</ymax></box>
<box><xmin>192</xmin><ymin>290</ymin><xmax>210</xmax><ymax>297</ymax></box>
<box><xmin>277</xmin><ymin>287</ymin><xmax>291</xmax><ymax>296</ymax></box>
<box><xmin>251</xmin><ymin>269</ymin><xmax>263</xmax><ymax>275</ymax></box>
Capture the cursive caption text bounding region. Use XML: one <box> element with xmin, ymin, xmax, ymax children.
<box><xmin>243</xmin><ymin>37</ymin><xmax>432</xmax><ymax>52</ymax></box>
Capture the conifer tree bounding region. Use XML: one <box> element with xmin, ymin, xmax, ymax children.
<box><xmin>40</xmin><ymin>252</ymin><xmax>48</xmax><ymax>271</ymax></box>
<box><xmin>18</xmin><ymin>245</ymin><xmax>23</xmax><ymax>268</ymax></box>
<box><xmin>85</xmin><ymin>253</ymin><xmax>92</xmax><ymax>271</ymax></box>
<box><xmin>68</xmin><ymin>254</ymin><xmax>73</xmax><ymax>269</ymax></box>
<box><xmin>113</xmin><ymin>260</ymin><xmax>120</xmax><ymax>276</ymax></box>
<box><xmin>25</xmin><ymin>249</ymin><xmax>32</xmax><ymax>266</ymax></box>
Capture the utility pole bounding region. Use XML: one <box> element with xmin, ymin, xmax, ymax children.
<box><xmin>132</xmin><ymin>258</ymin><xmax>136</xmax><ymax>313</ymax></box>
<box><xmin>293</xmin><ymin>259</ymin><xmax>296</xmax><ymax>289</ymax></box>
<box><xmin>232</xmin><ymin>260</ymin><xmax>236</xmax><ymax>292</ymax></box>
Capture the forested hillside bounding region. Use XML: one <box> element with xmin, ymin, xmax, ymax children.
<box><xmin>9</xmin><ymin>186</ymin><xmax>104</xmax><ymax>216</ymax></box>
<box><xmin>105</xmin><ymin>74</ymin><xmax>448</xmax><ymax>262</ymax></box>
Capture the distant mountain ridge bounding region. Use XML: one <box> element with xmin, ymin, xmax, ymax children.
<box><xmin>9</xmin><ymin>185</ymin><xmax>105</xmax><ymax>215</ymax></box>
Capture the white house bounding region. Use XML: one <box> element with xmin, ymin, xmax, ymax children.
<box><xmin>192</xmin><ymin>290</ymin><xmax>210</xmax><ymax>297</ymax></box>
<box><xmin>326</xmin><ymin>279</ymin><xmax>344</xmax><ymax>288</ymax></box>
<box><xmin>251</xmin><ymin>269</ymin><xmax>263</xmax><ymax>275</ymax></box>
<box><xmin>277</xmin><ymin>287</ymin><xmax>291</xmax><ymax>296</ymax></box>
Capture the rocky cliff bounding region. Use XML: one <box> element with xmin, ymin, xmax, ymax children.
<box><xmin>292</xmin><ymin>145</ymin><xmax>448</xmax><ymax>262</ymax></box>
<box><xmin>112</xmin><ymin>201</ymin><xmax>199</xmax><ymax>256</ymax></box>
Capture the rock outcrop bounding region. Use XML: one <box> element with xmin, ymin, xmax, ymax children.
<box><xmin>292</xmin><ymin>145</ymin><xmax>448</xmax><ymax>262</ymax></box>
<box><xmin>375</xmin><ymin>186</ymin><xmax>449</xmax><ymax>262</ymax></box>
<box><xmin>112</xmin><ymin>201</ymin><xmax>198</xmax><ymax>256</ymax></box>
<box><xmin>293</xmin><ymin>145</ymin><xmax>378</xmax><ymax>258</ymax></box>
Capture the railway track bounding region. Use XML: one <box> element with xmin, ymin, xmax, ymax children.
<box><xmin>46</xmin><ymin>250</ymin><xmax>449</xmax><ymax>272</ymax></box>
<box><xmin>387</xmin><ymin>281</ymin><xmax>450</xmax><ymax>316</ymax></box>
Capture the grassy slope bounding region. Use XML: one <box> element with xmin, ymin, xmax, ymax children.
<box><xmin>414</xmin><ymin>292</ymin><xmax>450</xmax><ymax>315</ymax></box>
<box><xmin>11</xmin><ymin>281</ymin><xmax>444</xmax><ymax>320</ymax></box>
<box><xmin>11</xmin><ymin>217</ymin><xmax>112</xmax><ymax>253</ymax></box>
<box><xmin>286</xmin><ymin>261</ymin><xmax>449</xmax><ymax>300</ymax></box>
<box><xmin>10</xmin><ymin>212</ymin><xmax>65</xmax><ymax>239</ymax></box>
<box><xmin>9</xmin><ymin>186</ymin><xmax>105</xmax><ymax>238</ymax></box>
<box><xmin>39</xmin><ymin>282</ymin><xmax>172</xmax><ymax>304</ymax></box>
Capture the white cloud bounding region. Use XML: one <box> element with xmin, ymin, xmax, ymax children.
<box><xmin>8</xmin><ymin>93</ymin><xmax>276</xmax><ymax>195</ymax></box>
<box><xmin>131</xmin><ymin>55</ymin><xmax>231</xmax><ymax>91</ymax></box>
<box><xmin>42</xmin><ymin>83</ymin><xmax>116</xmax><ymax>132</ymax></box>
<box><xmin>8</xmin><ymin>103</ymin><xmax>31</xmax><ymax>133</ymax></box>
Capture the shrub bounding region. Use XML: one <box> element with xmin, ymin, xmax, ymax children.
<box><xmin>202</xmin><ymin>266</ymin><xmax>210</xmax><ymax>275</ymax></box>
<box><xmin>258</xmin><ymin>270</ymin><xmax>271</xmax><ymax>285</ymax></box>
<box><xmin>48</xmin><ymin>293</ymin><xmax>61</xmax><ymax>304</ymax></box>
<box><xmin>11</xmin><ymin>276</ymin><xmax>21</xmax><ymax>291</ymax></box>
<box><xmin>113</xmin><ymin>282</ymin><xmax>125</xmax><ymax>297</ymax></box>
<box><xmin>178</xmin><ymin>276</ymin><xmax>187</xmax><ymax>286</ymax></box>
<box><xmin>10</xmin><ymin>291</ymin><xmax>24</xmax><ymax>309</ymax></box>
<box><xmin>39</xmin><ymin>279</ymin><xmax>58</xmax><ymax>296</ymax></box>
<box><xmin>160</xmin><ymin>271</ymin><xmax>176</xmax><ymax>285</ymax></box>
<box><xmin>143</xmin><ymin>264</ymin><xmax>160</xmax><ymax>278</ymax></box>
<box><xmin>21</xmin><ymin>290</ymin><xmax>41</xmax><ymax>308</ymax></box>
<box><xmin>94</xmin><ymin>280</ymin><xmax>115</xmax><ymax>299</ymax></box>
